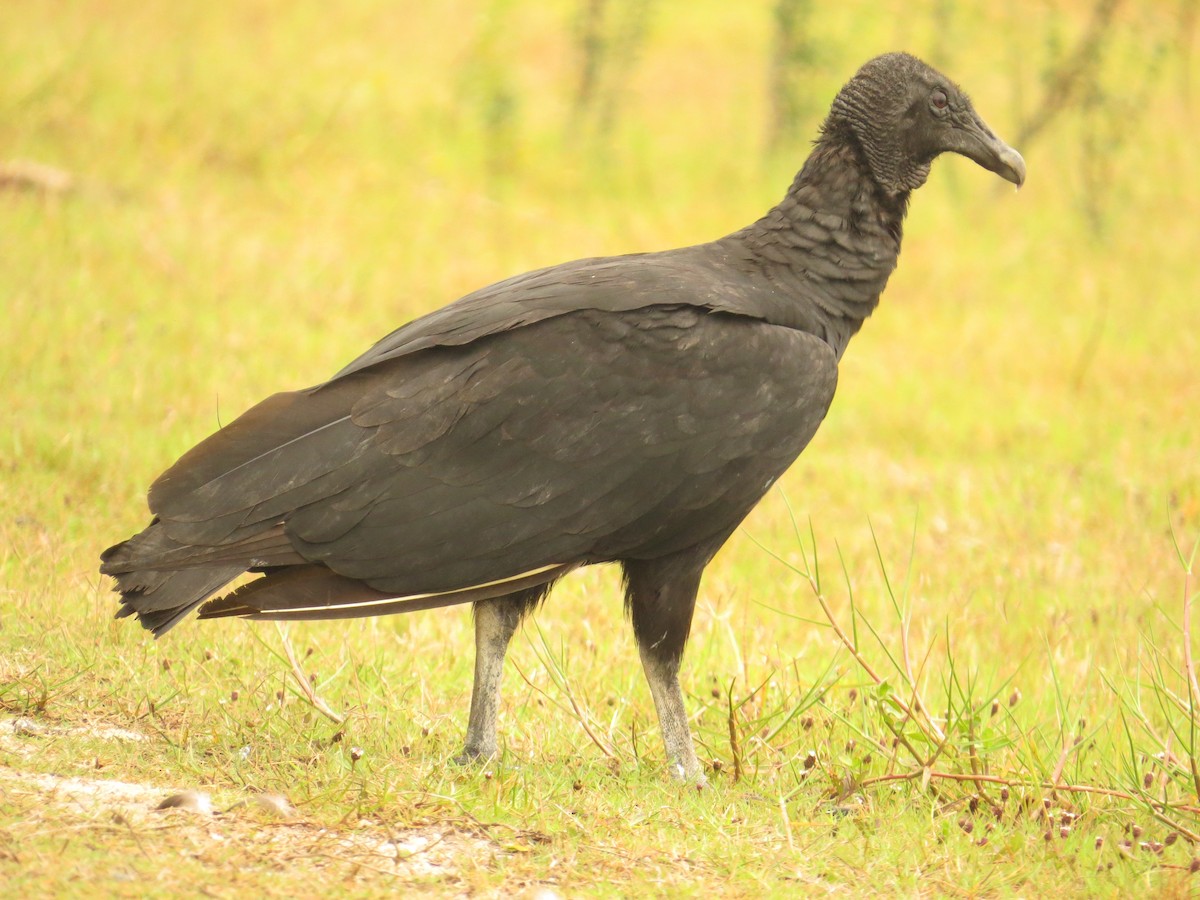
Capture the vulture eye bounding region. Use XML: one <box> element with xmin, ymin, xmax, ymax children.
<box><xmin>931</xmin><ymin>89</ymin><xmax>949</xmax><ymax>112</ymax></box>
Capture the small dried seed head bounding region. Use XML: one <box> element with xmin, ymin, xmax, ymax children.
<box><xmin>349</xmin><ymin>746</ymin><xmax>363</xmax><ymax>763</ymax></box>
<box><xmin>573</xmin><ymin>780</ymin><xmax>583</xmax><ymax>791</ymax></box>
<box><xmin>968</xmin><ymin>796</ymin><xmax>979</xmax><ymax>813</ymax></box>
<box><xmin>848</xmin><ymin>688</ymin><xmax>858</xmax><ymax>703</ymax></box>
<box><xmin>276</xmin><ymin>690</ymin><xmax>284</xmax><ymax>701</ymax></box>
<box><xmin>711</xmin><ymin>687</ymin><xmax>721</xmax><ymax>698</ymax></box>
<box><xmin>803</xmin><ymin>751</ymin><xmax>817</xmax><ymax>770</ymax></box>
<box><xmin>990</xmin><ymin>699</ymin><xmax>1000</xmax><ymax>716</ymax></box>
<box><xmin>1043</xmin><ymin>831</ymin><xmax>1052</xmax><ymax>842</ymax></box>
<box><xmin>1060</xmin><ymin>826</ymin><xmax>1071</xmax><ymax>839</ymax></box>
<box><xmin>155</xmin><ymin>791</ymin><xmax>213</xmax><ymax>815</ymax></box>
<box><xmin>1009</xmin><ymin>689</ymin><xmax>1021</xmax><ymax>707</ymax></box>
<box><xmin>1166</xmin><ymin>832</ymin><xmax>1179</xmax><ymax>846</ymax></box>
<box><xmin>1095</xmin><ymin>836</ymin><xmax>1104</xmax><ymax>850</ymax></box>
<box><xmin>802</xmin><ymin>716</ymin><xmax>814</xmax><ymax>730</ymax></box>
<box><xmin>976</xmin><ymin>837</ymin><xmax>988</xmax><ymax>847</ymax></box>
<box><xmin>1132</xmin><ymin>825</ymin><xmax>1143</xmax><ymax>839</ymax></box>
<box><xmin>1189</xmin><ymin>857</ymin><xmax>1200</xmax><ymax>873</ymax></box>
<box><xmin>712</xmin><ymin>759</ymin><xmax>723</xmax><ymax>773</ymax></box>
<box><xmin>1143</xmin><ymin>772</ymin><xmax>1154</xmax><ymax>789</ymax></box>
<box><xmin>230</xmin><ymin>690</ymin><xmax>239</xmax><ymax>702</ymax></box>
<box><xmin>1000</xmin><ymin>787</ymin><xmax>1009</xmax><ymax>803</ymax></box>
<box><xmin>250</xmin><ymin>793</ymin><xmax>295</xmax><ymax>819</ymax></box>
<box><xmin>305</xmin><ymin>647</ymin><xmax>314</xmax><ymax>658</ymax></box>
<box><xmin>204</xmin><ymin>649</ymin><xmax>214</xmax><ymax>661</ymax></box>
<box><xmin>161</xmin><ymin>659</ymin><xmax>171</xmax><ymax>671</ymax></box>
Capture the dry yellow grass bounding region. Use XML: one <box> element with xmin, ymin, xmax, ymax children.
<box><xmin>3</xmin><ymin>1</ymin><xmax>1199</xmax><ymax>895</ymax></box>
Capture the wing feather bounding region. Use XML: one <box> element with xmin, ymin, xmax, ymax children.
<box><xmin>138</xmin><ymin>303</ymin><xmax>837</xmax><ymax>615</ymax></box>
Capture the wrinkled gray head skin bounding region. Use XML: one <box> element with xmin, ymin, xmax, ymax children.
<box><xmin>828</xmin><ymin>52</ymin><xmax>1026</xmax><ymax>195</ymax></box>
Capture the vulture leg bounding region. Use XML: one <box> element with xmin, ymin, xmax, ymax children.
<box><xmin>623</xmin><ymin>549</ymin><xmax>711</xmax><ymax>783</ymax></box>
<box><xmin>455</xmin><ymin>585</ymin><xmax>547</xmax><ymax>763</ymax></box>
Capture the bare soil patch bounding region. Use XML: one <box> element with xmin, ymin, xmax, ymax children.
<box><xmin>0</xmin><ymin>715</ymin><xmax>497</xmax><ymax>892</ymax></box>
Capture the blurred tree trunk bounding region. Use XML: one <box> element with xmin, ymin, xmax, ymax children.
<box><xmin>1015</xmin><ymin>0</ymin><xmax>1123</xmax><ymax>150</ymax></box>
<box><xmin>766</xmin><ymin>0</ymin><xmax>815</xmax><ymax>154</ymax></box>
<box><xmin>571</xmin><ymin>0</ymin><xmax>656</xmax><ymax>140</ymax></box>
<box><xmin>1180</xmin><ymin>0</ymin><xmax>1196</xmax><ymax>105</ymax></box>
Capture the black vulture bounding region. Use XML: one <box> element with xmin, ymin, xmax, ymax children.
<box><xmin>102</xmin><ymin>53</ymin><xmax>1024</xmax><ymax>781</ymax></box>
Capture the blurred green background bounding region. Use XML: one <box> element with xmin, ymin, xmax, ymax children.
<box><xmin>1</xmin><ymin>0</ymin><xmax>1198</xmax><ymax>892</ymax></box>
<box><xmin>3</xmin><ymin>0</ymin><xmax>1195</xmax><ymax>665</ymax></box>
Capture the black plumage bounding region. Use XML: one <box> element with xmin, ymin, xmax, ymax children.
<box><xmin>102</xmin><ymin>53</ymin><xmax>1024</xmax><ymax>780</ymax></box>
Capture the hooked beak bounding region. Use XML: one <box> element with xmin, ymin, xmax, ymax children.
<box><xmin>946</xmin><ymin>110</ymin><xmax>1026</xmax><ymax>187</ymax></box>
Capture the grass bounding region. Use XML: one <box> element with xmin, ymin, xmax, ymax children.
<box><xmin>2</xmin><ymin>0</ymin><xmax>1199</xmax><ymax>895</ymax></box>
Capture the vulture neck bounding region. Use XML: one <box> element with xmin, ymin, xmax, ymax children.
<box><xmin>732</xmin><ymin>131</ymin><xmax>909</xmax><ymax>359</ymax></box>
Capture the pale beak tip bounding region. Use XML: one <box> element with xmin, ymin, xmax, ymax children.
<box><xmin>1000</xmin><ymin>145</ymin><xmax>1026</xmax><ymax>188</ymax></box>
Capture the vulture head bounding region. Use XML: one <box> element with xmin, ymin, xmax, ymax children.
<box><xmin>828</xmin><ymin>52</ymin><xmax>1026</xmax><ymax>195</ymax></box>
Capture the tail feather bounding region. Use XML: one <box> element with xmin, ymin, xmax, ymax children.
<box><xmin>101</xmin><ymin>522</ymin><xmax>301</xmax><ymax>574</ymax></box>
<box><xmin>198</xmin><ymin>562</ymin><xmax>577</xmax><ymax>622</ymax></box>
<box><xmin>101</xmin><ymin>522</ymin><xmax>245</xmax><ymax>636</ymax></box>
<box><xmin>114</xmin><ymin>567</ymin><xmax>244</xmax><ymax>635</ymax></box>
<box><xmin>103</xmin><ymin>522</ymin><xmax>576</xmax><ymax>635</ymax></box>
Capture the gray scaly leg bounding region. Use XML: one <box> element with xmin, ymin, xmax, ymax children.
<box><xmin>623</xmin><ymin>549</ymin><xmax>713</xmax><ymax>783</ymax></box>
<box><xmin>455</xmin><ymin>588</ymin><xmax>543</xmax><ymax>764</ymax></box>
<box><xmin>638</xmin><ymin>645</ymin><xmax>704</xmax><ymax>782</ymax></box>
